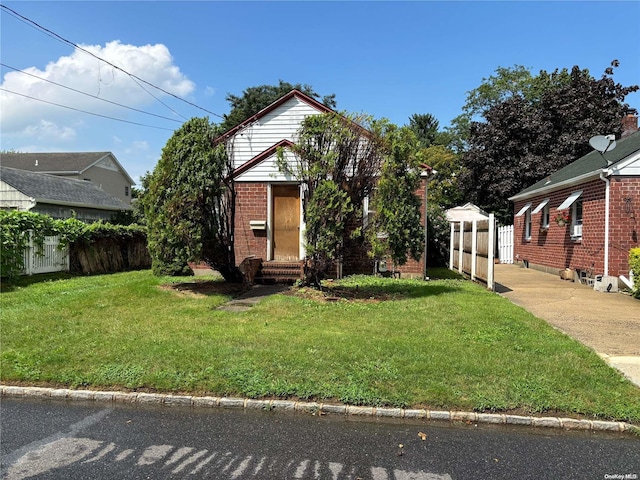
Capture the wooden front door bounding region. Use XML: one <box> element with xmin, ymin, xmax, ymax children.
<box><xmin>272</xmin><ymin>185</ymin><xmax>300</xmax><ymax>261</ymax></box>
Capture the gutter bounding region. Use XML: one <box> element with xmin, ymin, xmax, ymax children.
<box><xmin>599</xmin><ymin>171</ymin><xmax>611</xmax><ymax>276</ymax></box>
<box><xmin>33</xmin><ymin>198</ymin><xmax>129</xmax><ymax>211</ymax></box>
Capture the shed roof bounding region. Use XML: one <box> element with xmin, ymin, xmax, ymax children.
<box><xmin>446</xmin><ymin>203</ymin><xmax>489</xmax><ymax>222</ymax></box>
<box><xmin>1</xmin><ymin>166</ymin><xmax>128</xmax><ymax>210</ymax></box>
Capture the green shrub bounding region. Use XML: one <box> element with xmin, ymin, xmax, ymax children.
<box><xmin>630</xmin><ymin>248</ymin><xmax>640</xmax><ymax>299</ymax></box>
<box><xmin>0</xmin><ymin>211</ymin><xmax>146</xmax><ymax>281</ymax></box>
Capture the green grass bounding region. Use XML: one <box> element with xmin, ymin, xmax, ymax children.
<box><xmin>2</xmin><ymin>269</ymin><xmax>639</xmax><ymax>423</ymax></box>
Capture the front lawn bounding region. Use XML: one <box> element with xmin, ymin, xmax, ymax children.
<box><xmin>2</xmin><ymin>270</ymin><xmax>639</xmax><ymax>423</ymax></box>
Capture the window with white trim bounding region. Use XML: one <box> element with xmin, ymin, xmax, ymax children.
<box><xmin>525</xmin><ymin>208</ymin><xmax>532</xmax><ymax>240</ymax></box>
<box><xmin>571</xmin><ymin>198</ymin><xmax>583</xmax><ymax>238</ymax></box>
<box><xmin>363</xmin><ymin>195</ymin><xmax>375</xmax><ymax>228</ymax></box>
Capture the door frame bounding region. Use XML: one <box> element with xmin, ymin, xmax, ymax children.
<box><xmin>267</xmin><ymin>183</ymin><xmax>304</xmax><ymax>261</ymax></box>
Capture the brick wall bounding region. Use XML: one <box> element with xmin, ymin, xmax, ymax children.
<box><xmin>609</xmin><ymin>176</ymin><xmax>640</xmax><ymax>276</ymax></box>
<box><xmin>233</xmin><ymin>179</ymin><xmax>428</xmax><ymax>279</ymax></box>
<box><xmin>513</xmin><ymin>177</ymin><xmax>640</xmax><ymax>277</ymax></box>
<box><xmin>395</xmin><ymin>181</ymin><xmax>427</xmax><ymax>278</ymax></box>
<box><xmin>234</xmin><ymin>183</ymin><xmax>268</xmax><ymax>263</ymax></box>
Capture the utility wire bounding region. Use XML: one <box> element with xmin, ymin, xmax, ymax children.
<box><xmin>0</xmin><ymin>4</ymin><xmax>225</xmax><ymax>120</ymax></box>
<box><xmin>1</xmin><ymin>88</ymin><xmax>175</xmax><ymax>131</ymax></box>
<box><xmin>1</xmin><ymin>62</ymin><xmax>183</xmax><ymax>123</ymax></box>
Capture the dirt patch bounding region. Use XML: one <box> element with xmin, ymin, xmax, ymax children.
<box><xmin>159</xmin><ymin>281</ymin><xmax>250</xmax><ymax>299</ymax></box>
<box><xmin>281</xmin><ymin>284</ymin><xmax>400</xmax><ymax>303</ymax></box>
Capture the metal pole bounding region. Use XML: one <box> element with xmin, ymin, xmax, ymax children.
<box><xmin>423</xmin><ymin>178</ymin><xmax>428</xmax><ymax>280</ymax></box>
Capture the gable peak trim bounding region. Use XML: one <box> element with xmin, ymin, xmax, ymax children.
<box><xmin>232</xmin><ymin>139</ymin><xmax>295</xmax><ymax>179</ymax></box>
<box><xmin>217</xmin><ymin>89</ymin><xmax>334</xmax><ymax>143</ymax></box>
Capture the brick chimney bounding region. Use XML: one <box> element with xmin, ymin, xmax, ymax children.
<box><xmin>622</xmin><ymin>108</ymin><xmax>638</xmax><ymax>138</ymax></box>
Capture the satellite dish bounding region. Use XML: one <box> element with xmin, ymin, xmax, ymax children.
<box><xmin>589</xmin><ymin>134</ymin><xmax>617</xmax><ymax>154</ymax></box>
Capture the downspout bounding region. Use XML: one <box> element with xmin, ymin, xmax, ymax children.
<box><xmin>599</xmin><ymin>171</ymin><xmax>610</xmax><ymax>276</ymax></box>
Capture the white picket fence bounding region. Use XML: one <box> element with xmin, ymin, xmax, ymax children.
<box><xmin>22</xmin><ymin>231</ymin><xmax>69</xmax><ymax>275</ymax></box>
<box><xmin>497</xmin><ymin>225</ymin><xmax>514</xmax><ymax>264</ymax></box>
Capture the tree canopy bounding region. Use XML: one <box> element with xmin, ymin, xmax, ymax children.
<box><xmin>408</xmin><ymin>113</ymin><xmax>440</xmax><ymax>148</ymax></box>
<box><xmin>278</xmin><ymin>112</ymin><xmax>390</xmax><ymax>284</ymax></box>
<box><xmin>369</xmin><ymin>126</ymin><xmax>425</xmax><ymax>267</ymax></box>
<box><xmin>459</xmin><ymin>62</ymin><xmax>638</xmax><ymax>222</ymax></box>
<box><xmin>221</xmin><ymin>80</ymin><xmax>336</xmax><ymax>131</ymax></box>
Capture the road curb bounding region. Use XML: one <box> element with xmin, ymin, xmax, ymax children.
<box><xmin>2</xmin><ymin>385</ymin><xmax>638</xmax><ymax>435</ymax></box>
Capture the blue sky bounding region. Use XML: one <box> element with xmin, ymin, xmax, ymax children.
<box><xmin>1</xmin><ymin>1</ymin><xmax>639</xmax><ymax>184</ymax></box>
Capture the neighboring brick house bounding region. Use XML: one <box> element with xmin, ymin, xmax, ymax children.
<box><xmin>0</xmin><ymin>166</ymin><xmax>129</xmax><ymax>222</ymax></box>
<box><xmin>0</xmin><ymin>152</ymin><xmax>134</xmax><ymax>205</ymax></box>
<box><xmin>219</xmin><ymin>89</ymin><xmax>430</xmax><ymax>281</ymax></box>
<box><xmin>508</xmin><ymin>128</ymin><xmax>640</xmax><ymax>282</ymax></box>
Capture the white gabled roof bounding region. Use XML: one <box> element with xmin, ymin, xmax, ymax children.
<box><xmin>446</xmin><ymin>203</ymin><xmax>489</xmax><ymax>222</ymax></box>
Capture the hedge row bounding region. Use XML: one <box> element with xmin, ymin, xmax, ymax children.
<box><xmin>0</xmin><ymin>210</ymin><xmax>149</xmax><ymax>280</ymax></box>
<box><xmin>630</xmin><ymin>248</ymin><xmax>640</xmax><ymax>299</ymax></box>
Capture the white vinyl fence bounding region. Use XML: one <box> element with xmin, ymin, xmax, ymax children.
<box><xmin>22</xmin><ymin>231</ymin><xmax>69</xmax><ymax>275</ymax></box>
<box><xmin>497</xmin><ymin>225</ymin><xmax>514</xmax><ymax>264</ymax></box>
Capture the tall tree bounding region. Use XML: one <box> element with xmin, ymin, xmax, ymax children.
<box><xmin>370</xmin><ymin>126</ymin><xmax>425</xmax><ymax>267</ymax></box>
<box><xmin>278</xmin><ymin>112</ymin><xmax>388</xmax><ymax>285</ymax></box>
<box><xmin>418</xmin><ymin>144</ymin><xmax>463</xmax><ymax>209</ymax></box>
<box><xmin>221</xmin><ymin>80</ymin><xmax>336</xmax><ymax>131</ymax></box>
<box><xmin>408</xmin><ymin>113</ymin><xmax>440</xmax><ymax>147</ymax></box>
<box><xmin>460</xmin><ymin>62</ymin><xmax>638</xmax><ymax>222</ymax></box>
<box><xmin>142</xmin><ymin>117</ymin><xmax>242</xmax><ymax>281</ymax></box>
<box><xmin>444</xmin><ymin>65</ymin><xmax>576</xmax><ymax>154</ymax></box>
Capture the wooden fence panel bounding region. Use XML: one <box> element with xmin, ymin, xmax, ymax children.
<box><xmin>449</xmin><ymin>215</ymin><xmax>495</xmax><ymax>290</ymax></box>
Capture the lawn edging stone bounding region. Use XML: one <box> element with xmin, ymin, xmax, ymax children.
<box><xmin>2</xmin><ymin>385</ymin><xmax>637</xmax><ymax>435</ymax></box>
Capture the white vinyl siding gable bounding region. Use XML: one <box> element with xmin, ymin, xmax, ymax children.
<box><xmin>0</xmin><ymin>180</ymin><xmax>35</xmax><ymax>210</ymax></box>
<box><xmin>228</xmin><ymin>96</ymin><xmax>325</xmax><ymax>180</ymax></box>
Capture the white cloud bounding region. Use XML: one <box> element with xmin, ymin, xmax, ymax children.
<box><xmin>22</xmin><ymin>119</ymin><xmax>77</xmax><ymax>142</ymax></box>
<box><xmin>0</xmin><ymin>41</ymin><xmax>195</xmax><ymax>142</ymax></box>
<box><xmin>125</xmin><ymin>140</ymin><xmax>150</xmax><ymax>154</ymax></box>
<box><xmin>204</xmin><ymin>86</ymin><xmax>216</xmax><ymax>97</ymax></box>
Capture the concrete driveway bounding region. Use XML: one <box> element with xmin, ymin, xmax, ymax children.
<box><xmin>494</xmin><ymin>263</ymin><xmax>640</xmax><ymax>387</ymax></box>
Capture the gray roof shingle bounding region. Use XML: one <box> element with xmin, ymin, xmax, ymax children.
<box><xmin>0</xmin><ymin>151</ymin><xmax>134</xmax><ymax>184</ymax></box>
<box><xmin>1</xmin><ymin>152</ymin><xmax>111</xmax><ymax>172</ymax></box>
<box><xmin>1</xmin><ymin>166</ymin><xmax>128</xmax><ymax>210</ymax></box>
<box><xmin>510</xmin><ymin>130</ymin><xmax>640</xmax><ymax>200</ymax></box>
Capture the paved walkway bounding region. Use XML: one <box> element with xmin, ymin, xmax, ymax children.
<box><xmin>216</xmin><ymin>284</ymin><xmax>290</xmax><ymax>312</ymax></box>
<box><xmin>495</xmin><ymin>263</ymin><xmax>640</xmax><ymax>387</ymax></box>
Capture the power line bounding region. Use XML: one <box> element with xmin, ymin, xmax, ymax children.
<box><xmin>1</xmin><ymin>88</ymin><xmax>176</xmax><ymax>131</ymax></box>
<box><xmin>1</xmin><ymin>62</ymin><xmax>183</xmax><ymax>123</ymax></box>
<box><xmin>0</xmin><ymin>4</ymin><xmax>225</xmax><ymax>120</ymax></box>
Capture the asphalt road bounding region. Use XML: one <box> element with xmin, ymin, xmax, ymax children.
<box><xmin>1</xmin><ymin>398</ymin><xmax>639</xmax><ymax>480</ymax></box>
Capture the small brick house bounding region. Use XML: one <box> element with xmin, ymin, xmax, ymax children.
<box><xmin>218</xmin><ymin>89</ymin><xmax>429</xmax><ymax>281</ymax></box>
<box><xmin>508</xmin><ymin>127</ymin><xmax>640</xmax><ymax>282</ymax></box>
